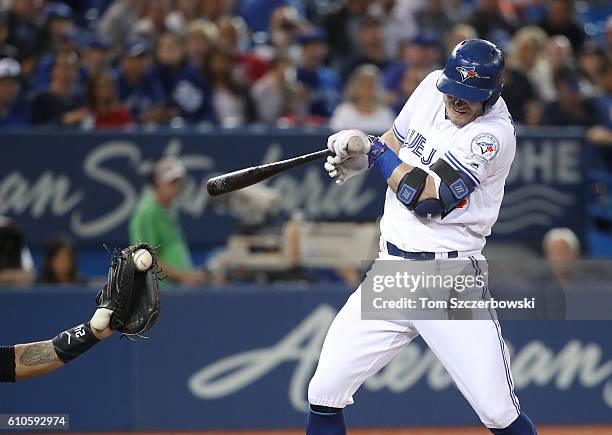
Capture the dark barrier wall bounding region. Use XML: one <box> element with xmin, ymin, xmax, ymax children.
<box><xmin>0</xmin><ymin>127</ymin><xmax>588</xmax><ymax>249</ymax></box>
<box><xmin>1</xmin><ymin>285</ymin><xmax>611</xmax><ymax>431</ymax></box>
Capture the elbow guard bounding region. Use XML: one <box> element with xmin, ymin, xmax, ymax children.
<box><xmin>395</xmin><ymin>167</ymin><xmax>429</xmax><ymax>209</ymax></box>
<box><xmin>411</xmin><ymin>159</ymin><xmax>476</xmax><ymax>218</ymax></box>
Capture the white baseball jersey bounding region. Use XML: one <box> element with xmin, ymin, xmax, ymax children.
<box><xmin>308</xmin><ymin>69</ymin><xmax>523</xmax><ymax>433</ymax></box>
<box><xmin>380</xmin><ymin>70</ymin><xmax>516</xmax><ymax>253</ymax></box>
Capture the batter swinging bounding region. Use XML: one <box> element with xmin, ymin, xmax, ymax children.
<box><xmin>306</xmin><ymin>39</ymin><xmax>537</xmax><ymax>435</ymax></box>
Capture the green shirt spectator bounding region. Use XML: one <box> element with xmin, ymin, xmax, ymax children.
<box><xmin>129</xmin><ymin>192</ymin><xmax>192</xmax><ymax>273</ymax></box>
<box><xmin>129</xmin><ymin>156</ymin><xmax>205</xmax><ymax>287</ymax></box>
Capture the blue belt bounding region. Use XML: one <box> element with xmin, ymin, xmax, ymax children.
<box><xmin>386</xmin><ymin>242</ymin><xmax>458</xmax><ymax>261</ymax></box>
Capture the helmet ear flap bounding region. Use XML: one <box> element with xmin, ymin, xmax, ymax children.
<box><xmin>484</xmin><ymin>83</ymin><xmax>503</xmax><ymax>112</ymax></box>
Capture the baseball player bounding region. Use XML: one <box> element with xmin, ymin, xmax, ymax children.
<box><xmin>307</xmin><ymin>40</ymin><xmax>537</xmax><ymax>434</ymax></box>
<box><xmin>0</xmin><ymin>308</ymin><xmax>112</xmax><ymax>382</ymax></box>
<box><xmin>0</xmin><ymin>243</ymin><xmax>160</xmax><ymax>383</ymax></box>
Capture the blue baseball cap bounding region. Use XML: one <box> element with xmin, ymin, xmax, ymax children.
<box><xmin>409</xmin><ymin>31</ymin><xmax>440</xmax><ymax>47</ymax></box>
<box><xmin>123</xmin><ymin>37</ymin><xmax>151</xmax><ymax>58</ymax></box>
<box><xmin>297</xmin><ymin>27</ymin><xmax>326</xmax><ymax>45</ymax></box>
<box><xmin>47</xmin><ymin>2</ymin><xmax>73</xmax><ymax>21</ymax></box>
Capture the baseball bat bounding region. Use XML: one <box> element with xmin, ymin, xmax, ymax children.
<box><xmin>206</xmin><ymin>149</ymin><xmax>331</xmax><ymax>197</ymax></box>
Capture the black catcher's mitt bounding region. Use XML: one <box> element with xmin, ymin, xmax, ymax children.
<box><xmin>97</xmin><ymin>243</ymin><xmax>161</xmax><ymax>336</ymax></box>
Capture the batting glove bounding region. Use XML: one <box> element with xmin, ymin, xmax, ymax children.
<box><xmin>324</xmin><ymin>154</ymin><xmax>369</xmax><ymax>185</ymax></box>
<box><xmin>326</xmin><ymin>129</ymin><xmax>371</xmax><ymax>160</ymax></box>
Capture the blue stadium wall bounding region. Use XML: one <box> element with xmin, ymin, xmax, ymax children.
<box><xmin>1</xmin><ymin>285</ymin><xmax>611</xmax><ymax>431</ymax></box>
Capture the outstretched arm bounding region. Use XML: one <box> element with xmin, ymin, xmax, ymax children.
<box><xmin>1</xmin><ymin>310</ymin><xmax>113</xmax><ymax>382</ymax></box>
<box><xmin>14</xmin><ymin>341</ymin><xmax>63</xmax><ymax>381</ymax></box>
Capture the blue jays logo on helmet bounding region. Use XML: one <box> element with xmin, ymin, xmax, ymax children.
<box><xmin>456</xmin><ymin>66</ymin><xmax>490</xmax><ymax>82</ymax></box>
<box><xmin>436</xmin><ymin>39</ymin><xmax>504</xmax><ymax>111</ymax></box>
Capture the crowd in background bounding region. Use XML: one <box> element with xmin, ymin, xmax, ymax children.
<box><xmin>0</xmin><ymin>0</ymin><xmax>609</xmax><ymax>137</ymax></box>
<box><xmin>1</xmin><ymin>0</ymin><xmax>609</xmax><ymax>286</ymax></box>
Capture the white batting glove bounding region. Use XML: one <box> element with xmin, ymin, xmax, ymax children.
<box><xmin>326</xmin><ymin>129</ymin><xmax>371</xmax><ymax>160</ymax></box>
<box><xmin>324</xmin><ymin>154</ymin><xmax>369</xmax><ymax>185</ymax></box>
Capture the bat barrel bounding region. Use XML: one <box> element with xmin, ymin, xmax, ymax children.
<box><xmin>206</xmin><ymin>149</ymin><xmax>330</xmax><ymax>197</ymax></box>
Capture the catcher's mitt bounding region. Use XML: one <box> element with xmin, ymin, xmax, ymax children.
<box><xmin>97</xmin><ymin>243</ymin><xmax>161</xmax><ymax>336</ymax></box>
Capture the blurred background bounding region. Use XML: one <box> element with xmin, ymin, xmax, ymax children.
<box><xmin>0</xmin><ymin>0</ymin><xmax>611</xmax><ymax>433</ymax></box>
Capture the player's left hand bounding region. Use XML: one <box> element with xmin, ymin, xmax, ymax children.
<box><xmin>324</xmin><ymin>154</ymin><xmax>368</xmax><ymax>185</ymax></box>
<box><xmin>327</xmin><ymin>129</ymin><xmax>371</xmax><ymax>159</ymax></box>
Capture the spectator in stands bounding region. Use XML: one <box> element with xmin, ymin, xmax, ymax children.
<box><xmin>217</xmin><ymin>16</ymin><xmax>268</xmax><ymax>85</ymax></box>
<box><xmin>116</xmin><ymin>37</ymin><xmax>167</xmax><ymax>124</ymax></box>
<box><xmin>134</xmin><ymin>0</ymin><xmax>172</xmax><ymax>44</ymax></box>
<box><xmin>38</xmin><ymin>2</ymin><xmax>74</xmax><ymax>56</ymax></box>
<box><xmin>186</xmin><ymin>19</ymin><xmax>218</xmax><ymax>70</ymax></box>
<box><xmin>469</xmin><ymin>0</ymin><xmax>515</xmax><ymax>42</ymax></box>
<box><xmin>341</xmin><ymin>16</ymin><xmax>389</xmax><ymax>80</ymax></box>
<box><xmin>86</xmin><ymin>70</ymin><xmax>134</xmax><ymax>129</ymax></box>
<box><xmin>129</xmin><ymin>155</ymin><xmax>206</xmax><ymax>287</ymax></box>
<box><xmin>538</xmin><ymin>0</ymin><xmax>584</xmax><ymax>52</ymax></box>
<box><xmin>154</xmin><ymin>30</ymin><xmax>213</xmax><ymax>124</ymax></box>
<box><xmin>202</xmin><ymin>0</ymin><xmax>236</xmax><ymax>23</ymax></box>
<box><xmin>165</xmin><ymin>0</ymin><xmax>202</xmax><ymax>36</ymax></box>
<box><xmin>0</xmin><ymin>13</ymin><xmax>19</xmax><ymax>60</ymax></box>
<box><xmin>369</xmin><ymin>0</ymin><xmax>417</xmax><ymax>59</ymax></box>
<box><xmin>543</xmin><ymin>227</ymin><xmax>580</xmax><ymax>286</ymax></box>
<box><xmin>38</xmin><ymin>236</ymin><xmax>83</xmax><ymax>284</ymax></box>
<box><xmin>414</xmin><ymin>0</ymin><xmax>453</xmax><ymax>49</ymax></box>
<box><xmin>98</xmin><ymin>0</ymin><xmax>144</xmax><ymax>54</ymax></box>
<box><xmin>31</xmin><ymin>27</ymin><xmax>88</xmax><ymax>93</ymax></box>
<box><xmin>81</xmin><ymin>35</ymin><xmax>112</xmax><ymax>80</ymax></box>
<box><xmin>0</xmin><ymin>57</ymin><xmax>29</xmax><ymax>126</ymax></box>
<box><xmin>501</xmin><ymin>60</ymin><xmax>538</xmax><ymax>125</ymax></box>
<box><xmin>0</xmin><ymin>214</ymin><xmax>34</xmax><ymax>285</ymax></box>
<box><xmin>509</xmin><ymin>26</ymin><xmax>552</xmax><ymax>102</ymax></box>
<box><xmin>322</xmin><ymin>0</ymin><xmax>369</xmax><ymax>67</ymax></box>
<box><xmin>203</xmin><ymin>45</ymin><xmax>254</xmax><ymax>127</ymax></box>
<box><xmin>383</xmin><ymin>33</ymin><xmax>440</xmax><ymax>100</ymax></box>
<box><xmin>390</xmin><ymin>67</ymin><xmax>426</xmax><ymax>114</ymax></box>
<box><xmin>296</xmin><ymin>28</ymin><xmax>341</xmax><ymax>122</ymax></box>
<box><xmin>546</xmin><ymin>35</ymin><xmax>586</xmax><ymax>97</ymax></box>
<box><xmin>579</xmin><ymin>41</ymin><xmax>606</xmax><ymax>92</ymax></box>
<box><xmin>239</xmin><ymin>0</ymin><xmax>302</xmax><ymax>34</ymax></box>
<box><xmin>259</xmin><ymin>5</ymin><xmax>305</xmax><ymax>61</ymax></box>
<box><xmin>251</xmin><ymin>55</ymin><xmax>307</xmax><ymax>124</ymax></box>
<box><xmin>541</xmin><ymin>67</ymin><xmax>595</xmax><ymax>127</ymax></box>
<box><xmin>587</xmin><ymin>60</ymin><xmax>612</xmax><ymax>146</ymax></box>
<box><xmin>330</xmin><ymin>64</ymin><xmax>394</xmax><ymax>134</ymax></box>
<box><xmin>30</xmin><ymin>51</ymin><xmax>87</xmax><ymax>126</ymax></box>
<box><xmin>444</xmin><ymin>23</ymin><xmax>478</xmax><ymax>56</ymax></box>
<box><xmin>5</xmin><ymin>0</ymin><xmax>44</xmax><ymax>75</ymax></box>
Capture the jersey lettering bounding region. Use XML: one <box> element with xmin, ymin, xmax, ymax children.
<box><xmin>402</xmin><ymin>129</ymin><xmax>439</xmax><ymax>166</ymax></box>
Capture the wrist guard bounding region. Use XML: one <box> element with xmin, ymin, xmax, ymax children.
<box><xmin>367</xmin><ymin>136</ymin><xmax>402</xmax><ymax>180</ymax></box>
<box><xmin>52</xmin><ymin>322</ymin><xmax>99</xmax><ymax>363</ymax></box>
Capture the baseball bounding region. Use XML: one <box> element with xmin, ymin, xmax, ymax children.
<box><xmin>91</xmin><ymin>308</ymin><xmax>112</xmax><ymax>331</ymax></box>
<box><xmin>133</xmin><ymin>248</ymin><xmax>153</xmax><ymax>272</ymax></box>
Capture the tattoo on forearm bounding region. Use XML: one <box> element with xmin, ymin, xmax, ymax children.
<box><xmin>19</xmin><ymin>342</ymin><xmax>59</xmax><ymax>366</ymax></box>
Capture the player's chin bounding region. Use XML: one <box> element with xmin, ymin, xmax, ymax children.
<box><xmin>448</xmin><ymin>108</ymin><xmax>478</xmax><ymax>127</ymax></box>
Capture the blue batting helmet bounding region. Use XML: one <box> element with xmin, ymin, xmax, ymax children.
<box><xmin>436</xmin><ymin>39</ymin><xmax>504</xmax><ymax>112</ymax></box>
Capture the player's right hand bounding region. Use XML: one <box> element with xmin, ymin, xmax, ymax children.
<box><xmin>324</xmin><ymin>154</ymin><xmax>368</xmax><ymax>185</ymax></box>
<box><xmin>327</xmin><ymin>129</ymin><xmax>371</xmax><ymax>159</ymax></box>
